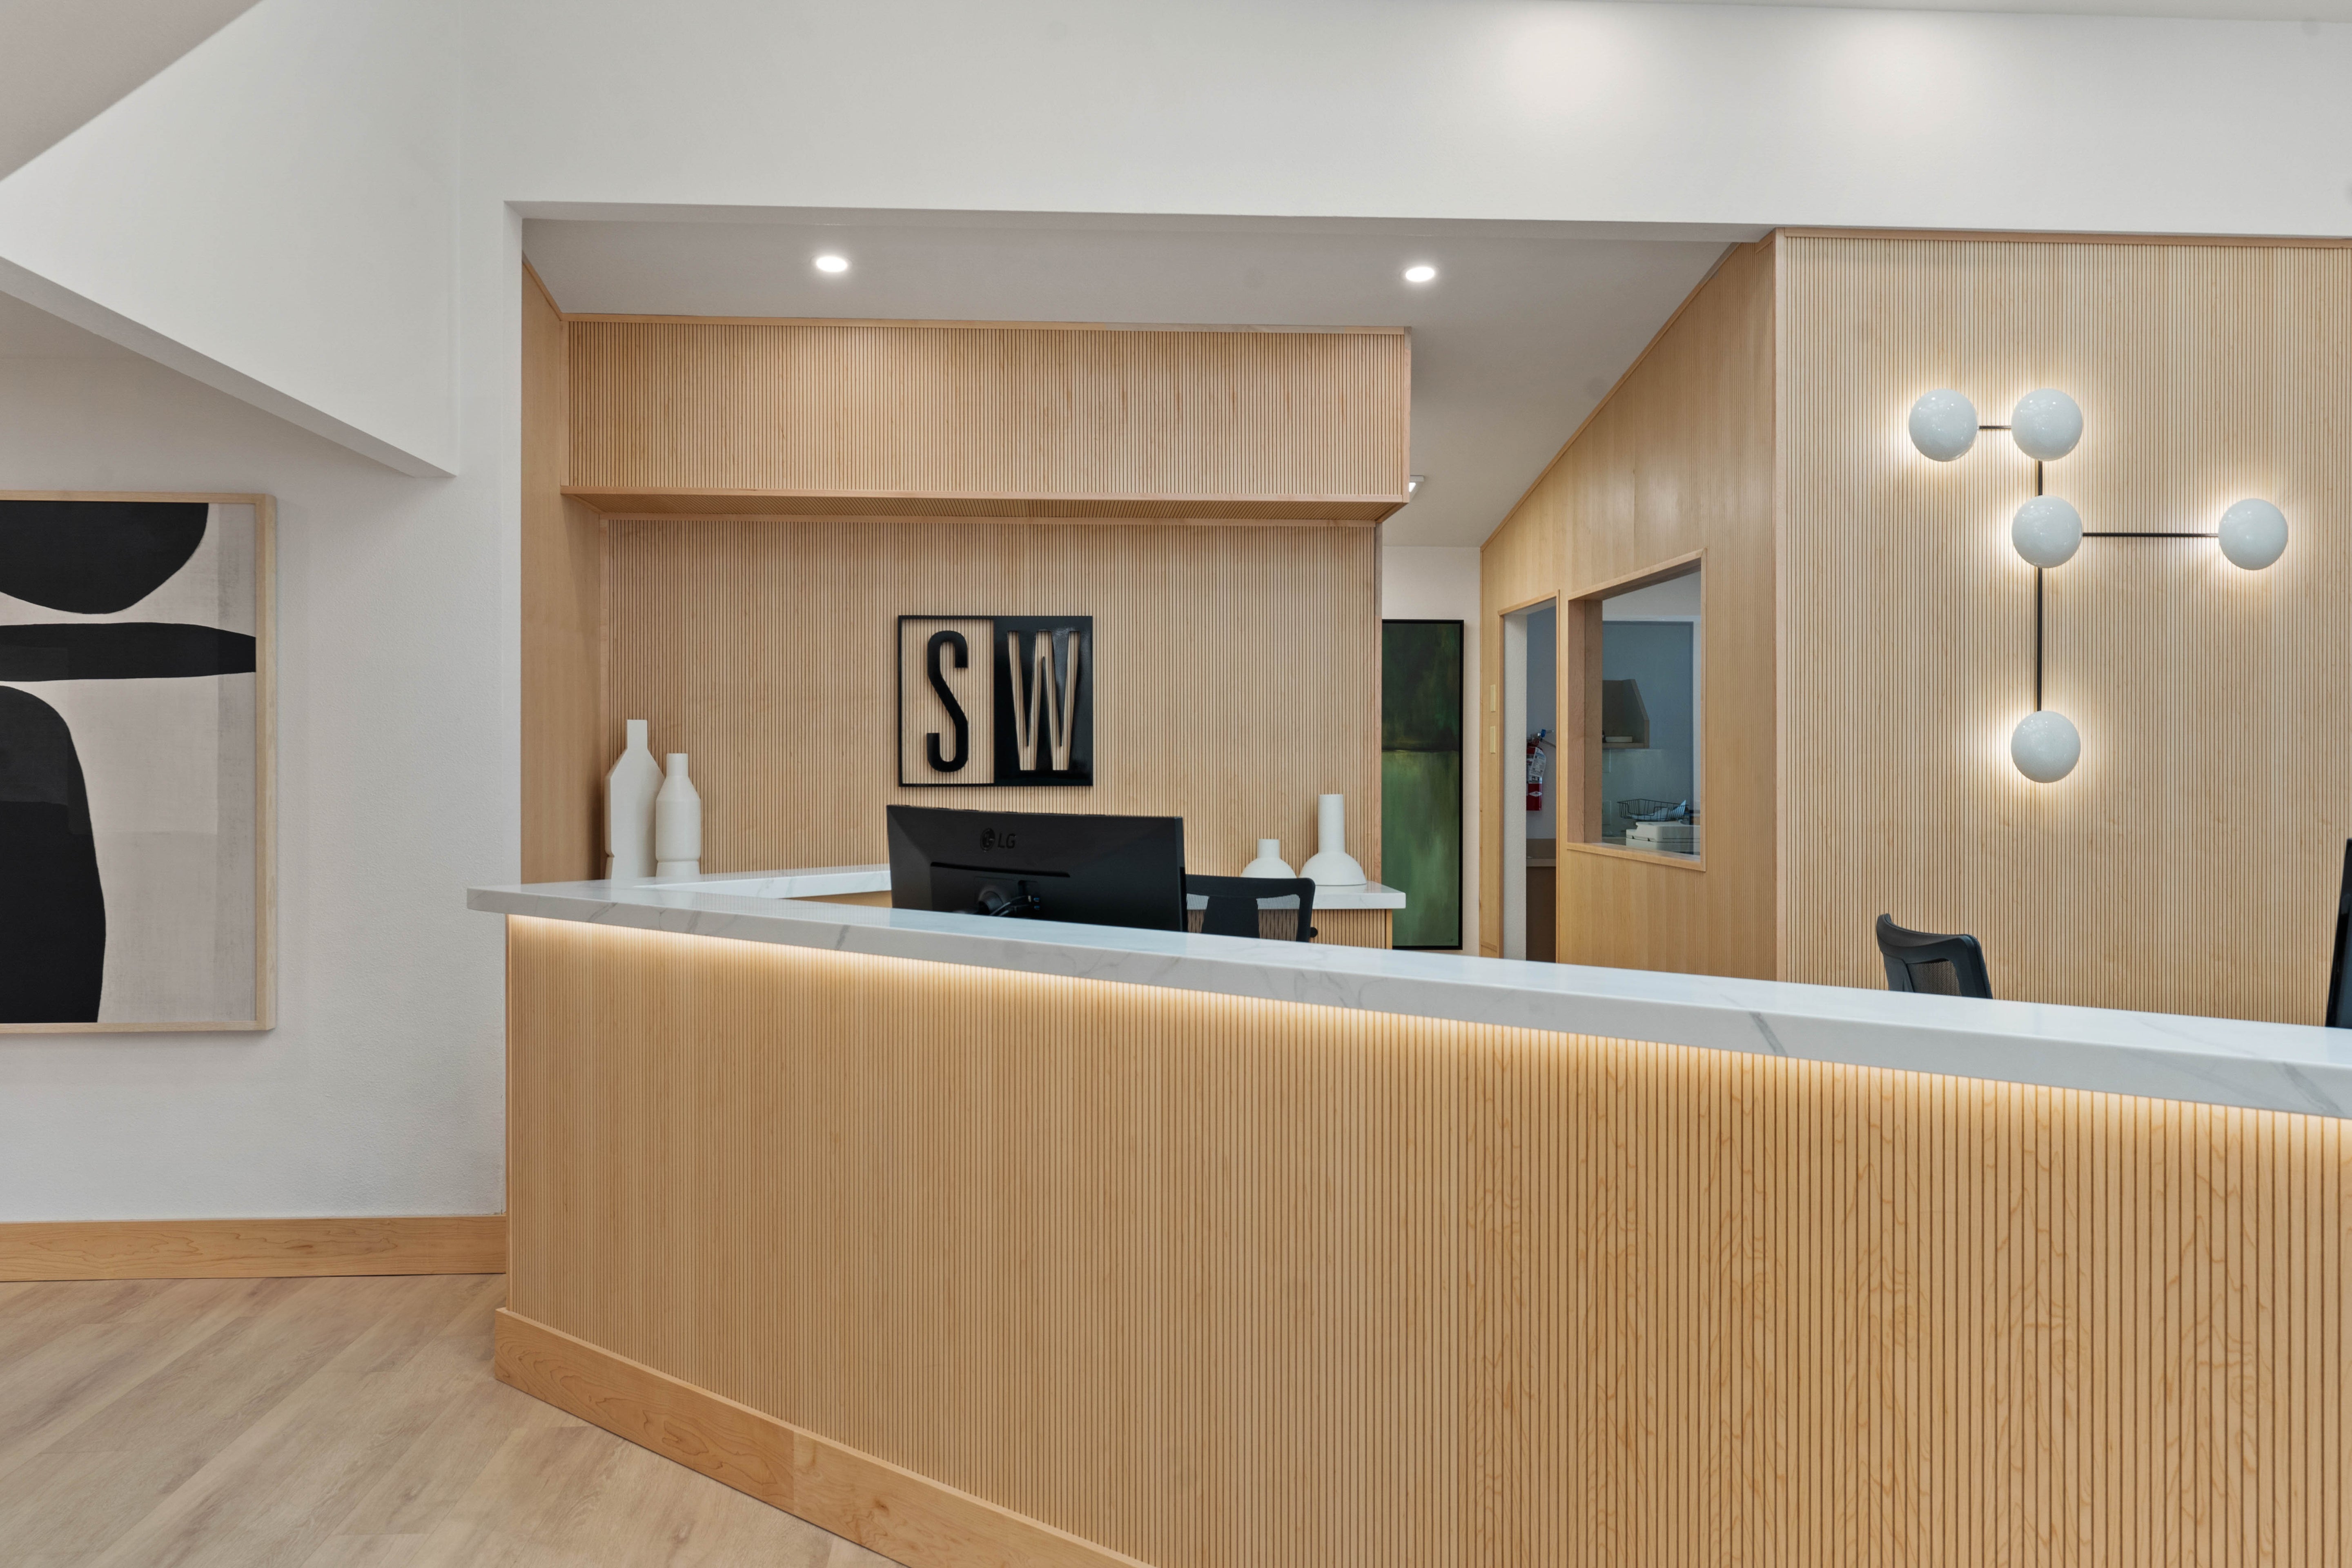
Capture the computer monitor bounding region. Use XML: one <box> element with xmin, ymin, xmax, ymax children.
<box><xmin>2328</xmin><ymin>840</ymin><xmax>2352</xmax><ymax>1029</ymax></box>
<box><xmin>886</xmin><ymin>805</ymin><xmax>1187</xmax><ymax>933</ymax></box>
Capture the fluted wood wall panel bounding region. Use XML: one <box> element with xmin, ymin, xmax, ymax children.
<box><xmin>521</xmin><ymin>267</ymin><xmax>608</xmax><ymax>880</ymax></box>
<box><xmin>508</xmin><ymin>915</ymin><xmax>2352</xmax><ymax>1567</ymax></box>
<box><xmin>1478</xmin><ymin>241</ymin><xmax>1777</xmax><ymax>974</ymax></box>
<box><xmin>568</xmin><ymin>320</ymin><xmax>1410</xmax><ymax>512</ymax></box>
<box><xmin>607</xmin><ymin>517</ymin><xmax>1382</xmax><ymax>897</ymax></box>
<box><xmin>1780</xmin><ymin>238</ymin><xmax>2352</xmax><ymax>1019</ymax></box>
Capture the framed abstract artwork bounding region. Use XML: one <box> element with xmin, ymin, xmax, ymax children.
<box><xmin>0</xmin><ymin>492</ymin><xmax>274</xmax><ymax>1031</ymax></box>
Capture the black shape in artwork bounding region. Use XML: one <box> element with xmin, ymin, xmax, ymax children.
<box><xmin>0</xmin><ymin>687</ymin><xmax>106</xmax><ymax>1023</ymax></box>
<box><xmin>0</xmin><ymin>500</ymin><xmax>209</xmax><ymax>614</ymax></box>
<box><xmin>0</xmin><ymin>623</ymin><xmax>258</xmax><ymax>682</ymax></box>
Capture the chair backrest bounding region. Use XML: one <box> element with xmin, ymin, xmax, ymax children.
<box><xmin>2327</xmin><ymin>841</ymin><xmax>2352</xmax><ymax>1029</ymax></box>
<box><xmin>1187</xmin><ymin>875</ymin><xmax>1318</xmax><ymax>943</ymax></box>
<box><xmin>1875</xmin><ymin>913</ymin><xmax>1993</xmax><ymax>1000</ymax></box>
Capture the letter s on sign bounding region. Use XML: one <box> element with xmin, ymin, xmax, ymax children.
<box><xmin>925</xmin><ymin>630</ymin><xmax>970</xmax><ymax>772</ymax></box>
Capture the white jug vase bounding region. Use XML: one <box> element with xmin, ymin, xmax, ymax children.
<box><xmin>654</xmin><ymin>753</ymin><xmax>703</xmax><ymax>879</ymax></box>
<box><xmin>605</xmin><ymin>719</ymin><xmax>662</xmax><ymax>879</ymax></box>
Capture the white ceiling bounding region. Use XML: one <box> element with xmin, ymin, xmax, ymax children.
<box><xmin>0</xmin><ymin>0</ymin><xmax>265</xmax><ymax>180</ymax></box>
<box><xmin>523</xmin><ymin>211</ymin><xmax>1753</xmax><ymax>546</ymax></box>
<box><xmin>1629</xmin><ymin>0</ymin><xmax>2352</xmax><ymax>14</ymax></box>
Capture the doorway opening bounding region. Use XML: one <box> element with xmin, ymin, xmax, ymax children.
<box><xmin>1500</xmin><ymin>598</ymin><xmax>1558</xmax><ymax>962</ymax></box>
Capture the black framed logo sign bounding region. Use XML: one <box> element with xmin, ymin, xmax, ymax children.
<box><xmin>897</xmin><ymin>615</ymin><xmax>1093</xmax><ymax>787</ymax></box>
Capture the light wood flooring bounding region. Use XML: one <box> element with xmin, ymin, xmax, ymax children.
<box><xmin>0</xmin><ymin>1273</ymin><xmax>900</xmax><ymax>1568</ymax></box>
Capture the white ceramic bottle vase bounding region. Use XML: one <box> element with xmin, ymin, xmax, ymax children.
<box><xmin>604</xmin><ymin>719</ymin><xmax>662</xmax><ymax>879</ymax></box>
<box><xmin>1298</xmin><ymin>793</ymin><xmax>1367</xmax><ymax>887</ymax></box>
<box><xmin>654</xmin><ymin>753</ymin><xmax>703</xmax><ymax>879</ymax></box>
<box><xmin>1241</xmin><ymin>838</ymin><xmax>1296</xmax><ymax>878</ymax></box>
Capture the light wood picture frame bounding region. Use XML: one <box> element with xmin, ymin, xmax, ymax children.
<box><xmin>0</xmin><ymin>491</ymin><xmax>274</xmax><ymax>1031</ymax></box>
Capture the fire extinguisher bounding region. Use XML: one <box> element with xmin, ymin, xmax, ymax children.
<box><xmin>1525</xmin><ymin>728</ymin><xmax>1552</xmax><ymax>813</ymax></box>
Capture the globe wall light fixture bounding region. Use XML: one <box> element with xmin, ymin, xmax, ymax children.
<box><xmin>1903</xmin><ymin>387</ymin><xmax>2287</xmax><ymax>783</ymax></box>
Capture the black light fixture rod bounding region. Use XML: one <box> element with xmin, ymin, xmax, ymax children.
<box><xmin>2034</xmin><ymin>568</ymin><xmax>2044</xmax><ymax>711</ymax></box>
<box><xmin>2032</xmin><ymin>459</ymin><xmax>2044</xmax><ymax>710</ymax></box>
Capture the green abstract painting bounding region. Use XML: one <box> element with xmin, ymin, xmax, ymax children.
<box><xmin>1381</xmin><ymin>620</ymin><xmax>1463</xmax><ymax>949</ymax></box>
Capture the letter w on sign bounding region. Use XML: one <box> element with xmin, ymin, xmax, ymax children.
<box><xmin>1006</xmin><ymin>627</ymin><xmax>1085</xmax><ymax>772</ymax></box>
<box><xmin>893</xmin><ymin>614</ymin><xmax>1091</xmax><ymax>788</ymax></box>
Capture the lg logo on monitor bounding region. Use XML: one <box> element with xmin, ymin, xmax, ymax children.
<box><xmin>897</xmin><ymin>615</ymin><xmax>1093</xmax><ymax>788</ymax></box>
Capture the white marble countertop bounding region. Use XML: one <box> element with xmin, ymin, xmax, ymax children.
<box><xmin>468</xmin><ymin>869</ymin><xmax>2352</xmax><ymax>1120</ymax></box>
<box><xmin>667</xmin><ymin>864</ymin><xmax>1407</xmax><ymax>911</ymax></box>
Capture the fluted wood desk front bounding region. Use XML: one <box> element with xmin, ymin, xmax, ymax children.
<box><xmin>477</xmin><ymin>878</ymin><xmax>2352</xmax><ymax>1568</ymax></box>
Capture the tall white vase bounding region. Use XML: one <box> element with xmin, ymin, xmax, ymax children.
<box><xmin>654</xmin><ymin>753</ymin><xmax>703</xmax><ymax>879</ymax></box>
<box><xmin>1298</xmin><ymin>793</ymin><xmax>1366</xmax><ymax>887</ymax></box>
<box><xmin>604</xmin><ymin>719</ymin><xmax>661</xmax><ymax>879</ymax></box>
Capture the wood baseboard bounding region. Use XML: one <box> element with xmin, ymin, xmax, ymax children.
<box><xmin>0</xmin><ymin>1215</ymin><xmax>507</xmax><ymax>1281</ymax></box>
<box><xmin>493</xmin><ymin>1308</ymin><xmax>1146</xmax><ymax>1568</ymax></box>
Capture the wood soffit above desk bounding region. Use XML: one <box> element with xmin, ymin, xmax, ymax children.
<box><xmin>563</xmin><ymin>316</ymin><xmax>1411</xmax><ymax>518</ymax></box>
<box><xmin>562</xmin><ymin>486</ymin><xmax>1401</xmax><ymax>523</ymax></box>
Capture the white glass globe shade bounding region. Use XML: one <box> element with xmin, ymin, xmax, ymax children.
<box><xmin>1907</xmin><ymin>390</ymin><xmax>1978</xmax><ymax>461</ymax></box>
<box><xmin>2009</xmin><ymin>388</ymin><xmax>2083</xmax><ymax>462</ymax></box>
<box><xmin>2011</xmin><ymin>710</ymin><xmax>2082</xmax><ymax>784</ymax></box>
<box><xmin>2216</xmin><ymin>497</ymin><xmax>2288</xmax><ymax>570</ymax></box>
<box><xmin>2011</xmin><ymin>495</ymin><xmax>2082</xmax><ymax>569</ymax></box>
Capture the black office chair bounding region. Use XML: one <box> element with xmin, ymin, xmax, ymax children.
<box><xmin>1187</xmin><ymin>875</ymin><xmax>1318</xmax><ymax>943</ymax></box>
<box><xmin>2326</xmin><ymin>840</ymin><xmax>2352</xmax><ymax>1029</ymax></box>
<box><xmin>1875</xmin><ymin>913</ymin><xmax>1993</xmax><ymax>1000</ymax></box>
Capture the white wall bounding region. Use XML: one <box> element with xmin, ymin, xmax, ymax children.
<box><xmin>477</xmin><ymin>0</ymin><xmax>2352</xmax><ymax>235</ymax></box>
<box><xmin>6</xmin><ymin>0</ymin><xmax>2350</xmax><ymax>486</ymax></box>
<box><xmin>1381</xmin><ymin>546</ymin><xmax>1481</xmax><ymax>949</ymax></box>
<box><xmin>0</xmin><ymin>349</ymin><xmax>506</xmax><ymax>1221</ymax></box>
<box><xmin>0</xmin><ymin>0</ymin><xmax>458</xmax><ymax>476</ymax></box>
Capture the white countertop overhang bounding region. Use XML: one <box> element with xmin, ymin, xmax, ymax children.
<box><xmin>468</xmin><ymin>868</ymin><xmax>2352</xmax><ymax>1121</ymax></box>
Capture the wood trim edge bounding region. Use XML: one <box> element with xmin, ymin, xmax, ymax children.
<box><xmin>1559</xmin><ymin>840</ymin><xmax>1708</xmax><ymax>874</ymax></box>
<box><xmin>493</xmin><ymin>1307</ymin><xmax>1149</xmax><ymax>1568</ymax></box>
<box><xmin>1568</xmin><ymin>547</ymin><xmax>1707</xmax><ymax>605</ymax></box>
<box><xmin>560</xmin><ymin>312</ymin><xmax>1409</xmax><ymax>334</ymax></box>
<box><xmin>0</xmin><ymin>1215</ymin><xmax>508</xmax><ymax>1281</ymax></box>
<box><xmin>522</xmin><ymin>258</ymin><xmax>566</xmax><ymax>318</ymax></box>
<box><xmin>565</xmin><ymin>486</ymin><xmax>1405</xmax><ymax>523</ymax></box>
<box><xmin>1773</xmin><ymin>224</ymin><xmax>2352</xmax><ymax>249</ymax></box>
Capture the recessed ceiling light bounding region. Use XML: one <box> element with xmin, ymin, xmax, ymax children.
<box><xmin>814</xmin><ymin>254</ymin><xmax>850</xmax><ymax>274</ymax></box>
<box><xmin>1403</xmin><ymin>264</ymin><xmax>1437</xmax><ymax>284</ymax></box>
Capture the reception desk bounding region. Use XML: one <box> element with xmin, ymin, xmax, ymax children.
<box><xmin>472</xmin><ymin>873</ymin><xmax>2352</xmax><ymax>1566</ymax></box>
